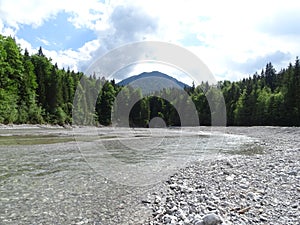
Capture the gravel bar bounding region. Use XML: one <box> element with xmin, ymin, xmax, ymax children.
<box><xmin>142</xmin><ymin>127</ymin><xmax>300</xmax><ymax>225</ymax></box>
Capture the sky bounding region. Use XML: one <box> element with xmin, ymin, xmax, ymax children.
<box><xmin>1</xmin><ymin>0</ymin><xmax>300</xmax><ymax>84</ymax></box>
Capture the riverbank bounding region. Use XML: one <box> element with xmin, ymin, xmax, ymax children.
<box><xmin>142</xmin><ymin>127</ymin><xmax>300</xmax><ymax>225</ymax></box>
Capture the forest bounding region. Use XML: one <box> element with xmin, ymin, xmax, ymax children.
<box><xmin>1</xmin><ymin>34</ymin><xmax>300</xmax><ymax>126</ymax></box>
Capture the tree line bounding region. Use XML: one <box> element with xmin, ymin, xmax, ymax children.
<box><xmin>221</xmin><ymin>59</ymin><xmax>300</xmax><ymax>126</ymax></box>
<box><xmin>1</xmin><ymin>34</ymin><xmax>300</xmax><ymax>126</ymax></box>
<box><xmin>0</xmin><ymin>35</ymin><xmax>81</xmax><ymax>124</ymax></box>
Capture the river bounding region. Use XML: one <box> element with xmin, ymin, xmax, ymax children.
<box><xmin>0</xmin><ymin>126</ymin><xmax>264</xmax><ymax>224</ymax></box>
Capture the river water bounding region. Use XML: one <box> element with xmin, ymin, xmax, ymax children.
<box><xmin>0</xmin><ymin>126</ymin><xmax>263</xmax><ymax>224</ymax></box>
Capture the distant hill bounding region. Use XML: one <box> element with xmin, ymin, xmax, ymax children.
<box><xmin>117</xmin><ymin>71</ymin><xmax>190</xmax><ymax>94</ymax></box>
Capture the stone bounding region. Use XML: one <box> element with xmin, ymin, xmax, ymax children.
<box><xmin>166</xmin><ymin>206</ymin><xmax>177</xmax><ymax>214</ymax></box>
<box><xmin>202</xmin><ymin>213</ymin><xmax>223</xmax><ymax>225</ymax></box>
<box><xmin>162</xmin><ymin>214</ymin><xmax>177</xmax><ymax>224</ymax></box>
<box><xmin>225</xmin><ymin>174</ymin><xmax>235</xmax><ymax>181</ymax></box>
<box><xmin>144</xmin><ymin>127</ymin><xmax>300</xmax><ymax>225</ymax></box>
<box><xmin>287</xmin><ymin>170</ymin><xmax>297</xmax><ymax>176</ymax></box>
<box><xmin>155</xmin><ymin>196</ymin><xmax>162</xmax><ymax>204</ymax></box>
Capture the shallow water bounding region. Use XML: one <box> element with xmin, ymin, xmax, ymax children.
<box><xmin>0</xmin><ymin>126</ymin><xmax>263</xmax><ymax>224</ymax></box>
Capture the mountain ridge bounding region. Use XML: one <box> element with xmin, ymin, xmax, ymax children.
<box><xmin>117</xmin><ymin>71</ymin><xmax>190</xmax><ymax>94</ymax></box>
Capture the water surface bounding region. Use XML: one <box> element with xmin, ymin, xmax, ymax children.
<box><xmin>0</xmin><ymin>126</ymin><xmax>263</xmax><ymax>224</ymax></box>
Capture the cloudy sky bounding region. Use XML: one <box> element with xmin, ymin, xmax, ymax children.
<box><xmin>1</xmin><ymin>0</ymin><xmax>300</xmax><ymax>83</ymax></box>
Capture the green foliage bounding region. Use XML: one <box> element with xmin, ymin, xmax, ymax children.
<box><xmin>0</xmin><ymin>88</ymin><xmax>18</xmax><ymax>123</ymax></box>
<box><xmin>128</xmin><ymin>89</ymin><xmax>149</xmax><ymax>127</ymax></box>
<box><xmin>54</xmin><ymin>107</ymin><xmax>67</xmax><ymax>125</ymax></box>
<box><xmin>96</xmin><ymin>81</ymin><xmax>116</xmax><ymax>126</ymax></box>
<box><xmin>1</xmin><ymin>34</ymin><xmax>300</xmax><ymax>127</ymax></box>
<box><xmin>0</xmin><ymin>34</ymin><xmax>80</xmax><ymax>125</ymax></box>
<box><xmin>0</xmin><ymin>35</ymin><xmax>19</xmax><ymax>123</ymax></box>
<box><xmin>220</xmin><ymin>60</ymin><xmax>300</xmax><ymax>126</ymax></box>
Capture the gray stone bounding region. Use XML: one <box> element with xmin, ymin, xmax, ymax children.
<box><xmin>287</xmin><ymin>170</ymin><xmax>297</xmax><ymax>176</ymax></box>
<box><xmin>162</xmin><ymin>214</ymin><xmax>177</xmax><ymax>224</ymax></box>
<box><xmin>144</xmin><ymin>127</ymin><xmax>300</xmax><ymax>225</ymax></box>
<box><xmin>201</xmin><ymin>213</ymin><xmax>223</xmax><ymax>225</ymax></box>
<box><xmin>155</xmin><ymin>196</ymin><xmax>162</xmax><ymax>204</ymax></box>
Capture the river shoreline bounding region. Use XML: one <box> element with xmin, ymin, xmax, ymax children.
<box><xmin>142</xmin><ymin>127</ymin><xmax>300</xmax><ymax>225</ymax></box>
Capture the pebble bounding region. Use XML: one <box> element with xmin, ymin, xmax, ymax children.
<box><xmin>155</xmin><ymin>196</ymin><xmax>162</xmax><ymax>204</ymax></box>
<box><xmin>201</xmin><ymin>213</ymin><xmax>223</xmax><ymax>225</ymax></box>
<box><xmin>143</xmin><ymin>127</ymin><xmax>300</xmax><ymax>225</ymax></box>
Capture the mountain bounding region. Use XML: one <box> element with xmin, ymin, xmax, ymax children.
<box><xmin>117</xmin><ymin>71</ymin><xmax>190</xmax><ymax>94</ymax></box>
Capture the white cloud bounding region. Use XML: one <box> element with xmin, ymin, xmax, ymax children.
<box><xmin>36</xmin><ymin>37</ymin><xmax>50</xmax><ymax>46</ymax></box>
<box><xmin>15</xmin><ymin>37</ymin><xmax>101</xmax><ymax>72</ymax></box>
<box><xmin>43</xmin><ymin>39</ymin><xmax>101</xmax><ymax>72</ymax></box>
<box><xmin>0</xmin><ymin>0</ymin><xmax>107</xmax><ymax>31</ymax></box>
<box><xmin>67</xmin><ymin>1</ymin><xmax>107</xmax><ymax>30</ymax></box>
<box><xmin>0</xmin><ymin>19</ymin><xmax>3</xmax><ymax>33</ymax></box>
<box><xmin>0</xmin><ymin>0</ymin><xmax>59</xmax><ymax>28</ymax></box>
<box><xmin>0</xmin><ymin>17</ymin><xmax>16</xmax><ymax>36</ymax></box>
<box><xmin>76</xmin><ymin>4</ymin><xmax>160</xmax><ymax>73</ymax></box>
<box><xmin>1</xmin><ymin>0</ymin><xmax>300</xmax><ymax>81</ymax></box>
<box><xmin>94</xmin><ymin>0</ymin><xmax>300</xmax><ymax>81</ymax></box>
<box><xmin>16</xmin><ymin>38</ymin><xmax>35</xmax><ymax>53</ymax></box>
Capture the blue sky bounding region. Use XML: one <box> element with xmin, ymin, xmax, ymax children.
<box><xmin>17</xmin><ymin>12</ymin><xmax>97</xmax><ymax>51</ymax></box>
<box><xmin>0</xmin><ymin>0</ymin><xmax>300</xmax><ymax>83</ymax></box>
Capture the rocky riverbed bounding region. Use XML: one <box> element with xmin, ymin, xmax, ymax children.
<box><xmin>142</xmin><ymin>127</ymin><xmax>300</xmax><ymax>225</ymax></box>
<box><xmin>0</xmin><ymin>126</ymin><xmax>299</xmax><ymax>224</ymax></box>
